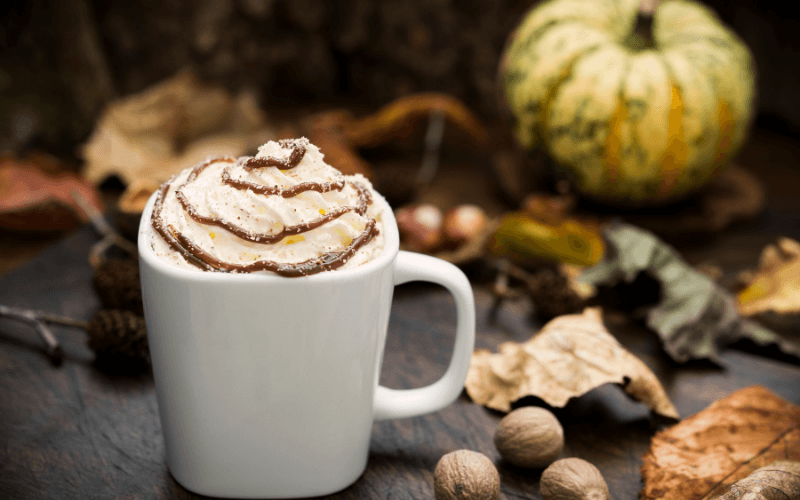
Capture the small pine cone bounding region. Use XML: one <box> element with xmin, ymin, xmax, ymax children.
<box><xmin>87</xmin><ymin>309</ymin><xmax>150</xmax><ymax>367</ymax></box>
<box><xmin>525</xmin><ymin>268</ymin><xmax>585</xmax><ymax>321</ymax></box>
<box><xmin>93</xmin><ymin>258</ymin><xmax>143</xmax><ymax>314</ymax></box>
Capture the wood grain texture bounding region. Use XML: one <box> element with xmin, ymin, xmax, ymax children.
<box><xmin>1</xmin><ymin>194</ymin><xmax>800</xmax><ymax>499</ymax></box>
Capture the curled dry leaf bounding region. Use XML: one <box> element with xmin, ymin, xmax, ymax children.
<box><xmin>81</xmin><ymin>68</ymin><xmax>274</xmax><ymax>187</ymax></box>
<box><xmin>738</xmin><ymin>238</ymin><xmax>800</xmax><ymax>317</ymax></box>
<box><xmin>301</xmin><ymin>110</ymin><xmax>375</xmax><ymax>180</ymax></box>
<box><xmin>487</xmin><ymin>212</ymin><xmax>605</xmax><ymax>267</ymax></box>
<box><xmin>0</xmin><ymin>157</ymin><xmax>103</xmax><ymax>231</ymax></box>
<box><xmin>641</xmin><ymin>386</ymin><xmax>800</xmax><ymax>500</ymax></box>
<box><xmin>579</xmin><ymin>221</ymin><xmax>800</xmax><ymax>363</ymax></box>
<box><xmin>341</xmin><ymin>92</ymin><xmax>490</xmax><ymax>150</ymax></box>
<box><xmin>465</xmin><ymin>308</ymin><xmax>679</xmax><ymax>419</ymax></box>
<box><xmin>301</xmin><ymin>92</ymin><xmax>491</xmax><ymax>182</ymax></box>
<box><xmin>487</xmin><ymin>193</ymin><xmax>606</xmax><ymax>268</ymax></box>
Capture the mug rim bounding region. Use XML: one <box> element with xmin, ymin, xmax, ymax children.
<box><xmin>138</xmin><ymin>189</ymin><xmax>400</xmax><ymax>284</ymax></box>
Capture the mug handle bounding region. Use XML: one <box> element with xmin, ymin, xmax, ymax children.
<box><xmin>373</xmin><ymin>251</ymin><xmax>476</xmax><ymax>421</ymax></box>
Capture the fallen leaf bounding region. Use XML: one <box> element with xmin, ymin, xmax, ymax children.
<box><xmin>713</xmin><ymin>460</ymin><xmax>800</xmax><ymax>500</ymax></box>
<box><xmin>300</xmin><ymin>92</ymin><xmax>492</xmax><ymax>182</ymax></box>
<box><xmin>579</xmin><ymin>221</ymin><xmax>800</xmax><ymax>363</ymax></box>
<box><xmin>641</xmin><ymin>386</ymin><xmax>800</xmax><ymax>500</ymax></box>
<box><xmin>738</xmin><ymin>238</ymin><xmax>800</xmax><ymax>316</ymax></box>
<box><xmin>342</xmin><ymin>92</ymin><xmax>490</xmax><ymax>150</ymax></box>
<box><xmin>487</xmin><ymin>212</ymin><xmax>605</xmax><ymax>267</ymax></box>
<box><xmin>0</xmin><ymin>158</ymin><xmax>102</xmax><ymax>231</ymax></box>
<box><xmin>81</xmin><ymin>69</ymin><xmax>274</xmax><ymax>187</ymax></box>
<box><xmin>465</xmin><ymin>308</ymin><xmax>679</xmax><ymax>419</ymax></box>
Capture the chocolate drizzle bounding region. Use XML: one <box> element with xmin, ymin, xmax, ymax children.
<box><xmin>242</xmin><ymin>138</ymin><xmax>306</xmax><ymax>171</ymax></box>
<box><xmin>221</xmin><ymin>166</ymin><xmax>346</xmax><ymax>198</ymax></box>
<box><xmin>171</xmin><ymin>219</ymin><xmax>378</xmax><ymax>277</ymax></box>
<box><xmin>150</xmin><ymin>152</ymin><xmax>380</xmax><ymax>277</ymax></box>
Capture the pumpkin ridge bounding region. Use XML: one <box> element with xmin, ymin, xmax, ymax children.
<box><xmin>605</xmin><ymin>59</ymin><xmax>631</xmax><ymax>188</ymax></box>
<box><xmin>508</xmin><ymin>22</ymin><xmax>611</xmax><ymax>146</ymax></box>
<box><xmin>537</xmin><ymin>44</ymin><xmax>605</xmax><ymax>145</ymax></box>
<box><xmin>514</xmin><ymin>19</ymin><xmax>576</xmax><ymax>54</ymax></box>
<box><xmin>656</xmin><ymin>54</ymin><xmax>689</xmax><ymax>198</ymax></box>
<box><xmin>657</xmin><ymin>83</ymin><xmax>686</xmax><ymax>198</ymax></box>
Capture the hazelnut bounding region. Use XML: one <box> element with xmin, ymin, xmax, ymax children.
<box><xmin>494</xmin><ymin>406</ymin><xmax>564</xmax><ymax>469</ymax></box>
<box><xmin>434</xmin><ymin>450</ymin><xmax>500</xmax><ymax>500</ymax></box>
<box><xmin>540</xmin><ymin>458</ymin><xmax>610</xmax><ymax>500</ymax></box>
<box><xmin>396</xmin><ymin>203</ymin><xmax>444</xmax><ymax>252</ymax></box>
<box><xmin>443</xmin><ymin>204</ymin><xmax>488</xmax><ymax>246</ymax></box>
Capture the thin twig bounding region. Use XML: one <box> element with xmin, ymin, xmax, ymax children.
<box><xmin>416</xmin><ymin>109</ymin><xmax>446</xmax><ymax>186</ymax></box>
<box><xmin>38</xmin><ymin>313</ymin><xmax>90</xmax><ymax>330</ymax></box>
<box><xmin>0</xmin><ymin>304</ymin><xmax>84</xmax><ymax>365</ymax></box>
<box><xmin>32</xmin><ymin>322</ymin><xmax>63</xmax><ymax>365</ymax></box>
<box><xmin>70</xmin><ymin>190</ymin><xmax>137</xmax><ymax>268</ymax></box>
<box><xmin>488</xmin><ymin>259</ymin><xmax>526</xmax><ymax>322</ymax></box>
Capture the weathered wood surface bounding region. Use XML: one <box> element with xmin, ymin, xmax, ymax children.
<box><xmin>1</xmin><ymin>219</ymin><xmax>800</xmax><ymax>500</ymax></box>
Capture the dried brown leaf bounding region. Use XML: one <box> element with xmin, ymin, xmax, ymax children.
<box><xmin>487</xmin><ymin>212</ymin><xmax>606</xmax><ymax>267</ymax></box>
<box><xmin>342</xmin><ymin>92</ymin><xmax>490</xmax><ymax>150</ymax></box>
<box><xmin>579</xmin><ymin>222</ymin><xmax>800</xmax><ymax>364</ymax></box>
<box><xmin>738</xmin><ymin>238</ymin><xmax>800</xmax><ymax>316</ymax></box>
<box><xmin>81</xmin><ymin>69</ymin><xmax>274</xmax><ymax>186</ymax></box>
<box><xmin>465</xmin><ymin>308</ymin><xmax>678</xmax><ymax>419</ymax></box>
<box><xmin>641</xmin><ymin>386</ymin><xmax>800</xmax><ymax>500</ymax></box>
<box><xmin>0</xmin><ymin>158</ymin><xmax>103</xmax><ymax>231</ymax></box>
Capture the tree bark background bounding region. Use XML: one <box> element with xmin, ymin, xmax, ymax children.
<box><xmin>0</xmin><ymin>0</ymin><xmax>798</xmax><ymax>161</ymax></box>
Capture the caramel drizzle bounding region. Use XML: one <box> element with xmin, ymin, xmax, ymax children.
<box><xmin>221</xmin><ymin>165</ymin><xmax>346</xmax><ymax>197</ymax></box>
<box><xmin>151</xmin><ymin>155</ymin><xmax>379</xmax><ymax>277</ymax></box>
<box><xmin>242</xmin><ymin>138</ymin><xmax>306</xmax><ymax>171</ymax></box>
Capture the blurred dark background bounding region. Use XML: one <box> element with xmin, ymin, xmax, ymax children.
<box><xmin>1</xmin><ymin>0</ymin><xmax>799</xmax><ymax>160</ymax></box>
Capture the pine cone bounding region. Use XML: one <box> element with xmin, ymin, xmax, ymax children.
<box><xmin>524</xmin><ymin>268</ymin><xmax>586</xmax><ymax>321</ymax></box>
<box><xmin>86</xmin><ymin>309</ymin><xmax>150</xmax><ymax>372</ymax></box>
<box><xmin>93</xmin><ymin>258</ymin><xmax>143</xmax><ymax>314</ymax></box>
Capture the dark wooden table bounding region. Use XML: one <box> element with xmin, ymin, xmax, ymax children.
<box><xmin>2</xmin><ymin>129</ymin><xmax>800</xmax><ymax>499</ymax></box>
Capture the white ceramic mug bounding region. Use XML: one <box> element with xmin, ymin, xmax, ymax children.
<box><xmin>137</xmin><ymin>193</ymin><xmax>475</xmax><ymax>499</ymax></box>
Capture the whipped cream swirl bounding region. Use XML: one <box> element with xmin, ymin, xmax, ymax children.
<box><xmin>149</xmin><ymin>138</ymin><xmax>387</xmax><ymax>276</ymax></box>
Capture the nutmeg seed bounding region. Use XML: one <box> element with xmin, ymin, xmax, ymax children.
<box><xmin>494</xmin><ymin>406</ymin><xmax>564</xmax><ymax>469</ymax></box>
<box><xmin>443</xmin><ymin>204</ymin><xmax>488</xmax><ymax>246</ymax></box>
<box><xmin>434</xmin><ymin>450</ymin><xmax>500</xmax><ymax>500</ymax></box>
<box><xmin>540</xmin><ymin>458</ymin><xmax>610</xmax><ymax>500</ymax></box>
<box><xmin>396</xmin><ymin>203</ymin><xmax>444</xmax><ymax>252</ymax></box>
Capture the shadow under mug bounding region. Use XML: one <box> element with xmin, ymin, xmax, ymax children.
<box><xmin>137</xmin><ymin>193</ymin><xmax>475</xmax><ymax>498</ymax></box>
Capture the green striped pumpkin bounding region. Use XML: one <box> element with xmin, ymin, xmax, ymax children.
<box><xmin>501</xmin><ymin>0</ymin><xmax>756</xmax><ymax>205</ymax></box>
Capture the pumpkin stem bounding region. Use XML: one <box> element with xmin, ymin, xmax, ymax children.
<box><xmin>626</xmin><ymin>0</ymin><xmax>662</xmax><ymax>51</ymax></box>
